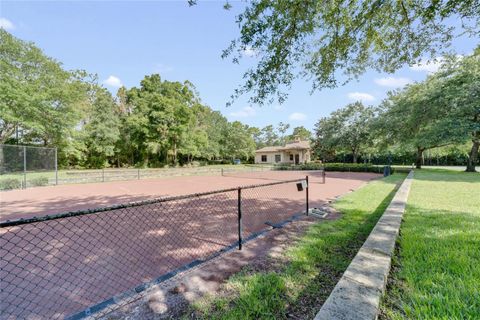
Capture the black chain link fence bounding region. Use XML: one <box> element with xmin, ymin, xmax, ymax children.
<box><xmin>0</xmin><ymin>178</ymin><xmax>308</xmax><ymax>319</ymax></box>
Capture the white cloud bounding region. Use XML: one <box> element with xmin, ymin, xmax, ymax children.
<box><xmin>230</xmin><ymin>106</ymin><xmax>256</xmax><ymax>118</ymax></box>
<box><xmin>347</xmin><ymin>92</ymin><xmax>375</xmax><ymax>102</ymax></box>
<box><xmin>374</xmin><ymin>76</ymin><xmax>412</xmax><ymax>88</ymax></box>
<box><xmin>242</xmin><ymin>46</ymin><xmax>256</xmax><ymax>57</ymax></box>
<box><xmin>288</xmin><ymin>112</ymin><xmax>307</xmax><ymax>121</ymax></box>
<box><xmin>0</xmin><ymin>18</ymin><xmax>14</xmax><ymax>30</ymax></box>
<box><xmin>410</xmin><ymin>58</ymin><xmax>445</xmax><ymax>73</ymax></box>
<box><xmin>103</xmin><ymin>75</ymin><xmax>122</xmax><ymax>88</ymax></box>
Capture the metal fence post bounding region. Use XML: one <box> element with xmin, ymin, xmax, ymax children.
<box><xmin>238</xmin><ymin>187</ymin><xmax>243</xmax><ymax>250</ymax></box>
<box><xmin>55</xmin><ymin>147</ymin><xmax>58</xmax><ymax>185</ymax></box>
<box><xmin>23</xmin><ymin>145</ymin><xmax>27</xmax><ymax>189</ymax></box>
<box><xmin>306</xmin><ymin>175</ymin><xmax>309</xmax><ymax>215</ymax></box>
<box><xmin>137</xmin><ymin>168</ymin><xmax>140</xmax><ymax>180</ymax></box>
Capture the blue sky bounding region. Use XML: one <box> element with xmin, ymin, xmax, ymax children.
<box><xmin>1</xmin><ymin>1</ymin><xmax>477</xmax><ymax>133</ymax></box>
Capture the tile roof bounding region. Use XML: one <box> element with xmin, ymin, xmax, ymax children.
<box><xmin>255</xmin><ymin>140</ymin><xmax>310</xmax><ymax>153</ymax></box>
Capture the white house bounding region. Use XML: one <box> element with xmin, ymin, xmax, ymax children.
<box><xmin>254</xmin><ymin>138</ymin><xmax>311</xmax><ymax>164</ymax></box>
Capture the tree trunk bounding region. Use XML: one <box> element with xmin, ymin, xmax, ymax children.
<box><xmin>415</xmin><ymin>147</ymin><xmax>424</xmax><ymax>169</ymax></box>
<box><xmin>352</xmin><ymin>149</ymin><xmax>358</xmax><ymax>163</ymax></box>
<box><xmin>0</xmin><ymin>145</ymin><xmax>4</xmax><ymax>174</ymax></box>
<box><xmin>466</xmin><ymin>138</ymin><xmax>479</xmax><ymax>172</ymax></box>
<box><xmin>173</xmin><ymin>139</ymin><xmax>177</xmax><ymax>164</ymax></box>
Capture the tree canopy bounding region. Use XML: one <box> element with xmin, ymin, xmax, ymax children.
<box><xmin>314</xmin><ymin>102</ymin><xmax>374</xmax><ymax>163</ymax></box>
<box><xmin>312</xmin><ymin>49</ymin><xmax>480</xmax><ymax>171</ymax></box>
<box><xmin>0</xmin><ymin>29</ymin><xmax>88</xmax><ymax>145</ymax></box>
<box><xmin>222</xmin><ymin>0</ymin><xmax>479</xmax><ymax>105</ymax></box>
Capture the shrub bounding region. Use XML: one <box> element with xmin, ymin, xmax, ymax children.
<box><xmin>274</xmin><ymin>162</ymin><xmax>396</xmax><ymax>174</ymax></box>
<box><xmin>207</xmin><ymin>159</ymin><xmax>233</xmax><ymax>165</ymax></box>
<box><xmin>29</xmin><ymin>176</ymin><xmax>49</xmax><ymax>187</ymax></box>
<box><xmin>0</xmin><ymin>178</ymin><xmax>22</xmax><ymax>190</ymax></box>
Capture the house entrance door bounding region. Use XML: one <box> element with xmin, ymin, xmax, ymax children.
<box><xmin>295</xmin><ymin>154</ymin><xmax>299</xmax><ymax>164</ymax></box>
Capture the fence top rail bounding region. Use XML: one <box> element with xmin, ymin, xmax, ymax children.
<box><xmin>0</xmin><ymin>177</ymin><xmax>306</xmax><ymax>228</ymax></box>
<box><xmin>0</xmin><ymin>144</ymin><xmax>57</xmax><ymax>150</ymax></box>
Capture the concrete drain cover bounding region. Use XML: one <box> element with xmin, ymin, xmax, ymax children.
<box><xmin>308</xmin><ymin>207</ymin><xmax>335</xmax><ymax>218</ymax></box>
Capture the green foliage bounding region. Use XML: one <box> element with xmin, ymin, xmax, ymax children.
<box><xmin>83</xmin><ymin>87</ymin><xmax>121</xmax><ymax>168</ymax></box>
<box><xmin>1</xmin><ymin>31</ymin><xmax>259</xmax><ymax>168</ymax></box>
<box><xmin>223</xmin><ymin>121</ymin><xmax>256</xmax><ymax>160</ymax></box>
<box><xmin>0</xmin><ymin>29</ymin><xmax>88</xmax><ymax>147</ymax></box>
<box><xmin>29</xmin><ymin>176</ymin><xmax>49</xmax><ymax>187</ymax></box>
<box><xmin>252</xmin><ymin>124</ymin><xmax>312</xmax><ymax>150</ymax></box>
<box><xmin>434</xmin><ymin>49</ymin><xmax>480</xmax><ymax>171</ymax></box>
<box><xmin>287</xmin><ymin>126</ymin><xmax>311</xmax><ymax>142</ymax></box>
<box><xmin>274</xmin><ymin>162</ymin><xmax>392</xmax><ymax>173</ymax></box>
<box><xmin>222</xmin><ymin>0</ymin><xmax>479</xmax><ymax>105</ymax></box>
<box><xmin>311</xmin><ymin>50</ymin><xmax>479</xmax><ymax>171</ymax></box>
<box><xmin>0</xmin><ymin>178</ymin><xmax>22</xmax><ymax>190</ymax></box>
<box><xmin>314</xmin><ymin>102</ymin><xmax>374</xmax><ymax>163</ymax></box>
<box><xmin>374</xmin><ymin>48</ymin><xmax>480</xmax><ymax>170</ymax></box>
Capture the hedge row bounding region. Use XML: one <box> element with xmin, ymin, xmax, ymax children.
<box><xmin>0</xmin><ymin>176</ymin><xmax>50</xmax><ymax>190</ymax></box>
<box><xmin>273</xmin><ymin>162</ymin><xmax>397</xmax><ymax>173</ymax></box>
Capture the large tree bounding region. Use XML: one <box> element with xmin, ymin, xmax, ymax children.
<box><xmin>375</xmin><ymin>73</ymin><xmax>467</xmax><ymax>169</ymax></box>
<box><xmin>433</xmin><ymin>49</ymin><xmax>480</xmax><ymax>172</ymax></box>
<box><xmin>288</xmin><ymin>126</ymin><xmax>312</xmax><ymax>141</ymax></box>
<box><xmin>314</xmin><ymin>102</ymin><xmax>374</xmax><ymax>163</ymax></box>
<box><xmin>220</xmin><ymin>0</ymin><xmax>479</xmax><ymax>105</ymax></box>
<box><xmin>224</xmin><ymin>121</ymin><xmax>256</xmax><ymax>160</ymax></box>
<box><xmin>0</xmin><ymin>30</ymin><xmax>87</xmax><ymax>145</ymax></box>
<box><xmin>83</xmin><ymin>87</ymin><xmax>120</xmax><ymax>168</ymax></box>
<box><xmin>125</xmin><ymin>75</ymin><xmax>195</xmax><ymax>165</ymax></box>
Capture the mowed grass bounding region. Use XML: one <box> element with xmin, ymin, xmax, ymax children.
<box><xmin>381</xmin><ymin>170</ymin><xmax>480</xmax><ymax>319</ymax></box>
<box><xmin>191</xmin><ymin>173</ymin><xmax>406</xmax><ymax>319</ymax></box>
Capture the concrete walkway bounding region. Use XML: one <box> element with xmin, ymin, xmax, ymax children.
<box><xmin>314</xmin><ymin>171</ymin><xmax>414</xmax><ymax>320</ymax></box>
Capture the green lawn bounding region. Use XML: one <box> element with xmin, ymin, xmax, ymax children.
<box><xmin>191</xmin><ymin>173</ymin><xmax>407</xmax><ymax>319</ymax></box>
<box><xmin>381</xmin><ymin>170</ymin><xmax>480</xmax><ymax>319</ymax></box>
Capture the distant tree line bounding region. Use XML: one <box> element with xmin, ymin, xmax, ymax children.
<box><xmin>0</xmin><ymin>30</ymin><xmax>310</xmax><ymax>169</ymax></box>
<box><xmin>313</xmin><ymin>48</ymin><xmax>479</xmax><ymax>172</ymax></box>
<box><xmin>2</xmin><ymin>30</ymin><xmax>477</xmax><ymax>171</ymax></box>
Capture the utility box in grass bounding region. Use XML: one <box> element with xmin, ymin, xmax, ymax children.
<box><xmin>233</xmin><ymin>159</ymin><xmax>241</xmax><ymax>165</ymax></box>
<box><xmin>383</xmin><ymin>165</ymin><xmax>391</xmax><ymax>177</ymax></box>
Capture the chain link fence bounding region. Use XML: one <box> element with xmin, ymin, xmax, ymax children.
<box><xmin>0</xmin><ymin>145</ymin><xmax>274</xmax><ymax>190</ymax></box>
<box><xmin>0</xmin><ymin>177</ymin><xmax>308</xmax><ymax>319</ymax></box>
<box><xmin>0</xmin><ymin>144</ymin><xmax>57</xmax><ymax>190</ymax></box>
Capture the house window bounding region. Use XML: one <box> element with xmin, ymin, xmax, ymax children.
<box><xmin>275</xmin><ymin>154</ymin><xmax>281</xmax><ymax>163</ymax></box>
<box><xmin>261</xmin><ymin>155</ymin><xmax>267</xmax><ymax>162</ymax></box>
<box><xmin>289</xmin><ymin>154</ymin><xmax>294</xmax><ymax>161</ymax></box>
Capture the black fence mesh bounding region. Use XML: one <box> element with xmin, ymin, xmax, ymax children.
<box><xmin>0</xmin><ymin>178</ymin><xmax>306</xmax><ymax>319</ymax></box>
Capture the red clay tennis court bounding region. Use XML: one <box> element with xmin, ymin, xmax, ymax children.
<box><xmin>0</xmin><ymin>170</ymin><xmax>379</xmax><ymax>319</ymax></box>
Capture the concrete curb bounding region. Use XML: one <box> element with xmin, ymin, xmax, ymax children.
<box><xmin>314</xmin><ymin>171</ymin><xmax>414</xmax><ymax>320</ymax></box>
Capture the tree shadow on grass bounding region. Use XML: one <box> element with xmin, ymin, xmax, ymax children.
<box><xmin>193</xmin><ymin>176</ymin><xmax>404</xmax><ymax>320</ymax></box>
<box><xmin>412</xmin><ymin>169</ymin><xmax>480</xmax><ymax>183</ymax></box>
<box><xmin>284</xmin><ymin>179</ymin><xmax>403</xmax><ymax>319</ymax></box>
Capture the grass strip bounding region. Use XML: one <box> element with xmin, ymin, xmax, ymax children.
<box><xmin>381</xmin><ymin>169</ymin><xmax>480</xmax><ymax>319</ymax></box>
<box><xmin>191</xmin><ymin>173</ymin><xmax>406</xmax><ymax>320</ymax></box>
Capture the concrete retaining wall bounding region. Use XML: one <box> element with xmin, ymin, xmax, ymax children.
<box><xmin>314</xmin><ymin>171</ymin><xmax>413</xmax><ymax>320</ymax></box>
